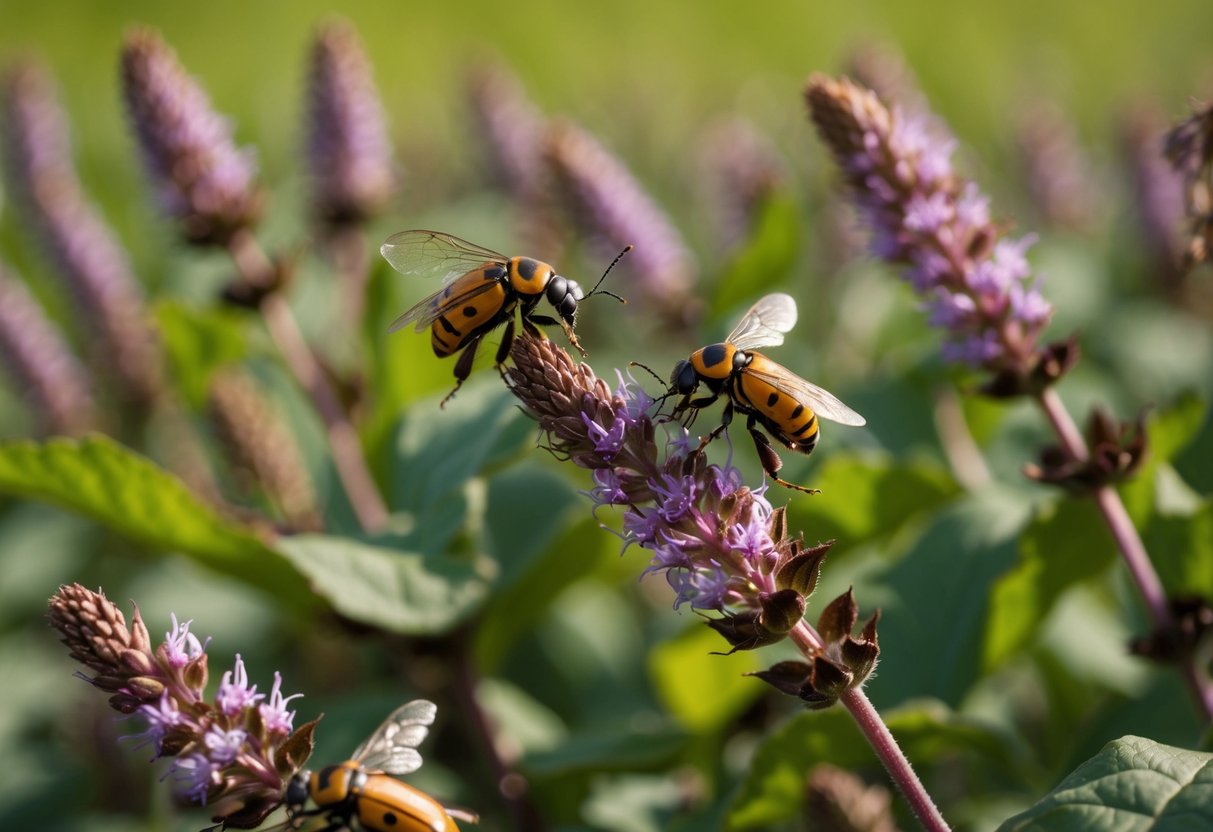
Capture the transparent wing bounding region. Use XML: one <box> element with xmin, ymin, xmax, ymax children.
<box><xmin>351</xmin><ymin>700</ymin><xmax>437</xmax><ymax>776</ymax></box>
<box><xmin>380</xmin><ymin>230</ymin><xmax>507</xmax><ymax>283</ymax></box>
<box><xmin>388</xmin><ymin>278</ymin><xmax>502</xmax><ymax>333</ymax></box>
<box><xmin>726</xmin><ymin>293</ymin><xmax>798</xmax><ymax>352</ymax></box>
<box><xmin>746</xmin><ymin>365</ymin><xmax>867</xmax><ymax>426</ymax></box>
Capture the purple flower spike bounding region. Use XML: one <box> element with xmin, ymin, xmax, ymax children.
<box><xmin>304</xmin><ymin>19</ymin><xmax>396</xmax><ymax>228</ymax></box>
<box><xmin>806</xmin><ymin>75</ymin><xmax>1062</xmax><ymax>392</ymax></box>
<box><xmin>48</xmin><ymin>585</ymin><xmax>320</xmax><ymax>828</ymax></box>
<box><xmin>506</xmin><ymin>333</ymin><xmax>836</xmax><ymax>653</ymax></box>
<box><xmin>120</xmin><ymin>27</ymin><xmax>260</xmax><ymax>245</ymax></box>
<box><xmin>1</xmin><ymin>60</ymin><xmax>163</xmax><ymax>407</ymax></box>
<box><xmin>0</xmin><ymin>267</ymin><xmax>96</xmax><ymax>436</ymax></box>
<box><xmin>547</xmin><ymin>119</ymin><xmax>700</xmax><ymax>326</ymax></box>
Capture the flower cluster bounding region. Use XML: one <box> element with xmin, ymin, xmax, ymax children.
<box><xmin>47</xmin><ymin>584</ymin><xmax>316</xmax><ymax>828</ymax></box>
<box><xmin>304</xmin><ymin>19</ymin><xmax>396</xmax><ymax>230</ymax></box>
<box><xmin>805</xmin><ymin>74</ymin><xmax>1062</xmax><ymax>395</ymax></box>
<box><xmin>208</xmin><ymin>368</ymin><xmax>321</xmax><ymax>531</ymax></box>
<box><xmin>466</xmin><ymin>61</ymin><xmax>564</xmax><ymax>259</ymax></box>
<box><xmin>546</xmin><ymin>119</ymin><xmax>700</xmax><ymax>326</ymax></box>
<box><xmin>1014</xmin><ymin>100</ymin><xmax>1098</xmax><ymax>232</ymax></box>
<box><xmin>1164</xmin><ymin>98</ymin><xmax>1213</xmax><ymax>267</ymax></box>
<box><xmin>120</xmin><ymin>27</ymin><xmax>261</xmax><ymax>245</ymax></box>
<box><xmin>1</xmin><ymin>60</ymin><xmax>163</xmax><ymax>407</ymax></box>
<box><xmin>505</xmin><ymin>331</ymin><xmax>877</xmax><ymax>693</ymax></box>
<box><xmin>0</xmin><ymin>266</ymin><xmax>96</xmax><ymax>435</ymax></box>
<box><xmin>697</xmin><ymin>118</ymin><xmax>789</xmax><ymax>254</ymax></box>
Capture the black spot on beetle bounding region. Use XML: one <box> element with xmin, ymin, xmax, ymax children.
<box><xmin>766</xmin><ymin>392</ymin><xmax>779</xmax><ymax>407</ymax></box>
<box><xmin>790</xmin><ymin>404</ymin><xmax>804</xmax><ymax>419</ymax></box>
<box><xmin>701</xmin><ymin>343</ymin><xmax>727</xmax><ymax>369</ymax></box>
<box><xmin>516</xmin><ymin>258</ymin><xmax>538</xmax><ymax>280</ymax></box>
<box><xmin>382</xmin><ymin>810</ymin><xmax>398</xmax><ymax>826</ymax></box>
<box><xmin>462</xmin><ymin>305</ymin><xmax>478</xmax><ymax>317</ymax></box>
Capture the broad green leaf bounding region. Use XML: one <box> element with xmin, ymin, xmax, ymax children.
<box><xmin>475</xmin><ymin>515</ymin><xmax>611</xmax><ymax>670</ymax></box>
<box><xmin>789</xmin><ymin>453</ymin><xmax>958</xmax><ymax>550</ymax></box>
<box><xmin>866</xmin><ymin>488</ymin><xmax>1031</xmax><ymax>707</ymax></box>
<box><xmin>727</xmin><ymin>700</ymin><xmax>1020</xmax><ymax>831</ymax></box>
<box><xmin>710</xmin><ymin>193</ymin><xmax>801</xmax><ymax>317</ymax></box>
<box><xmin>390</xmin><ymin>380</ymin><xmax>532</xmax><ymax>512</ymax></box>
<box><xmin>1143</xmin><ymin>499</ymin><xmax>1213</xmax><ymax>596</ymax></box>
<box><xmin>0</xmin><ymin>435</ymin><xmax>309</xmax><ymax>600</ymax></box>
<box><xmin>153</xmin><ymin>300</ymin><xmax>249</xmax><ymax>408</ymax></box>
<box><xmin>582</xmin><ymin>775</ymin><xmax>688</xmax><ymax>832</ymax></box>
<box><xmin>1121</xmin><ymin>393</ymin><xmax>1207</xmax><ymax>523</ymax></box>
<box><xmin>649</xmin><ymin>623</ymin><xmax>761</xmax><ymax>733</ymax></box>
<box><xmin>522</xmin><ymin>724</ymin><xmax>688</xmax><ymax>777</ymax></box>
<box><xmin>998</xmin><ymin>736</ymin><xmax>1213</xmax><ymax>831</ymax></box>
<box><xmin>275</xmin><ymin>533</ymin><xmax>490</xmax><ymax>634</ymax></box>
<box><xmin>983</xmin><ymin>498</ymin><xmax>1116</xmax><ymax>670</ymax></box>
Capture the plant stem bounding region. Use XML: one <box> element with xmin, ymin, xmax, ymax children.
<box><xmin>1036</xmin><ymin>387</ymin><xmax>1213</xmax><ymax>720</ymax></box>
<box><xmin>790</xmin><ymin>622</ymin><xmax>950</xmax><ymax>832</ymax></box>
<box><xmin>226</xmin><ymin>229</ymin><xmax>388</xmax><ymax>533</ymax></box>
<box><xmin>453</xmin><ymin>634</ymin><xmax>548</xmax><ymax>832</ymax></box>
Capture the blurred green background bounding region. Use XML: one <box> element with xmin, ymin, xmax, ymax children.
<box><xmin>1</xmin><ymin>1</ymin><xmax>1212</xmax><ymax>830</ymax></box>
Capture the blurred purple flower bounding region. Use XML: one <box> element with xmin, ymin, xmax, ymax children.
<box><xmin>304</xmin><ymin>19</ymin><xmax>396</xmax><ymax>228</ymax></box>
<box><xmin>1164</xmin><ymin>97</ymin><xmax>1213</xmax><ymax>268</ymax></box>
<box><xmin>0</xmin><ymin>266</ymin><xmax>96</xmax><ymax>435</ymax></box>
<box><xmin>806</xmin><ymin>74</ymin><xmax>1059</xmax><ymax>390</ymax></box>
<box><xmin>696</xmin><ymin>118</ymin><xmax>789</xmax><ymax>253</ymax></box>
<box><xmin>120</xmin><ymin>27</ymin><xmax>260</xmax><ymax>245</ymax></box>
<box><xmin>1</xmin><ymin>59</ymin><xmax>163</xmax><ymax>407</ymax></box>
<box><xmin>547</xmin><ymin>119</ymin><xmax>700</xmax><ymax>325</ymax></box>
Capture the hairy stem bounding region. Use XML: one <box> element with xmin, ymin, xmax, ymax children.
<box><xmin>1036</xmin><ymin>387</ymin><xmax>1213</xmax><ymax>720</ymax></box>
<box><xmin>790</xmin><ymin>622</ymin><xmax>950</xmax><ymax>832</ymax></box>
<box><xmin>226</xmin><ymin>229</ymin><xmax>388</xmax><ymax>533</ymax></box>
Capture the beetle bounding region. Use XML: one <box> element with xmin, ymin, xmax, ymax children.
<box><xmin>280</xmin><ymin>700</ymin><xmax>475</xmax><ymax>832</ymax></box>
<box><xmin>382</xmin><ymin>230</ymin><xmax>625</xmax><ymax>406</ymax></box>
<box><xmin>669</xmin><ymin>293</ymin><xmax>866</xmax><ymax>493</ymax></box>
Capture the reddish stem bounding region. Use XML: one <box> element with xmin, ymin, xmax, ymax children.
<box><xmin>226</xmin><ymin>230</ymin><xmax>388</xmax><ymax>533</ymax></box>
<box><xmin>790</xmin><ymin>623</ymin><xmax>951</xmax><ymax>832</ymax></box>
<box><xmin>1036</xmin><ymin>387</ymin><xmax>1213</xmax><ymax>720</ymax></box>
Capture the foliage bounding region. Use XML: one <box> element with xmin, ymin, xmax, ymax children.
<box><xmin>1</xmin><ymin>4</ymin><xmax>1212</xmax><ymax>831</ymax></box>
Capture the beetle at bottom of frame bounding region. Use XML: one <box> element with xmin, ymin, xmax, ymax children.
<box><xmin>279</xmin><ymin>700</ymin><xmax>476</xmax><ymax>832</ymax></box>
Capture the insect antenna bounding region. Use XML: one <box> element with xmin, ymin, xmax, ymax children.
<box><xmin>627</xmin><ymin>360</ymin><xmax>666</xmax><ymax>387</ymax></box>
<box><xmin>582</xmin><ymin>244</ymin><xmax>632</xmax><ymax>303</ymax></box>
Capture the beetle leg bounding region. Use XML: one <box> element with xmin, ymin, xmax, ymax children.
<box><xmin>694</xmin><ymin>398</ymin><xmax>732</xmax><ymax>453</ymax></box>
<box><xmin>443</xmin><ymin>334</ymin><xmax>483</xmax><ymax>408</ymax></box>
<box><xmin>495</xmin><ymin>316</ymin><xmax>516</xmax><ymax>382</ymax></box>
<box><xmin>525</xmin><ymin>313</ymin><xmax>588</xmax><ymax>357</ymax></box>
<box><xmin>747</xmin><ymin>416</ymin><xmax>820</xmax><ymax>494</ymax></box>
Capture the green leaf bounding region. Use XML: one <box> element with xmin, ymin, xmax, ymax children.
<box><xmin>0</xmin><ymin>434</ymin><xmax>309</xmax><ymax>601</ymax></box>
<box><xmin>390</xmin><ymin>380</ymin><xmax>532</xmax><ymax>513</ymax></box>
<box><xmin>522</xmin><ymin>725</ymin><xmax>688</xmax><ymax>777</ymax></box>
<box><xmin>872</xmin><ymin>487</ymin><xmax>1032</xmax><ymax>706</ymax></box>
<box><xmin>649</xmin><ymin>623</ymin><xmax>762</xmax><ymax>733</ymax></box>
<box><xmin>275</xmin><ymin>533</ymin><xmax>490</xmax><ymax>634</ymax></box>
<box><xmin>997</xmin><ymin>736</ymin><xmax>1213</xmax><ymax>831</ymax></box>
<box><xmin>153</xmin><ymin>300</ymin><xmax>249</xmax><ymax>408</ymax></box>
<box><xmin>983</xmin><ymin>498</ymin><xmax>1117</xmax><ymax>670</ymax></box>
<box><xmin>1121</xmin><ymin>393</ymin><xmax>1207</xmax><ymax>523</ymax></box>
<box><xmin>788</xmin><ymin>453</ymin><xmax>958</xmax><ymax>551</ymax></box>
<box><xmin>710</xmin><ymin>193</ymin><xmax>801</xmax><ymax>317</ymax></box>
<box><xmin>1143</xmin><ymin>498</ymin><xmax>1213</xmax><ymax>597</ymax></box>
<box><xmin>473</xmin><ymin>513</ymin><xmax>619</xmax><ymax>672</ymax></box>
<box><xmin>727</xmin><ymin>700</ymin><xmax>1020</xmax><ymax>831</ymax></box>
